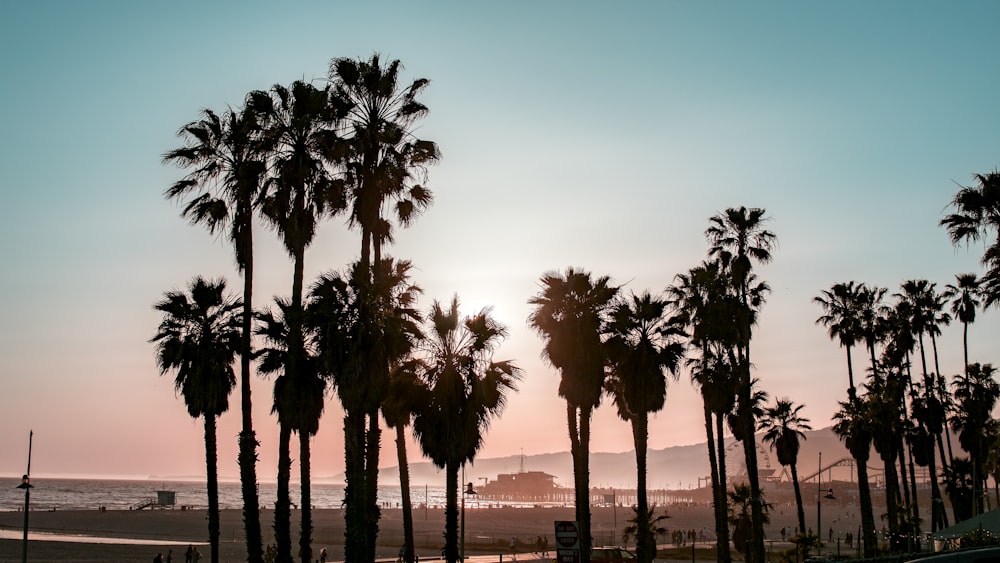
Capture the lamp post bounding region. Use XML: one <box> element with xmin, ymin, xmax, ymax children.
<box><xmin>461</xmin><ymin>478</ymin><xmax>476</xmax><ymax>561</ymax></box>
<box><xmin>17</xmin><ymin>431</ymin><xmax>33</xmax><ymax>563</ymax></box>
<box><xmin>461</xmin><ymin>465</ymin><xmax>477</xmax><ymax>561</ymax></box>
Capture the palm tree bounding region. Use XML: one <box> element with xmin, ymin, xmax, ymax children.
<box><xmin>163</xmin><ymin>104</ymin><xmax>267</xmax><ymax>563</ymax></box>
<box><xmin>622</xmin><ymin>505</ymin><xmax>669</xmax><ymax>557</ymax></box>
<box><xmin>308</xmin><ymin>259</ymin><xmax>423</xmax><ymax>562</ymax></box>
<box><xmin>256</xmin><ymin>298</ymin><xmax>327</xmax><ymax>563</ymax></box>
<box><xmin>758</xmin><ymin>398</ymin><xmax>811</xmax><ymax>538</ymax></box>
<box><xmin>832</xmin><ymin>396</ymin><xmax>877</xmax><ymax>557</ymax></box>
<box><xmin>865</xmin><ymin>371</ymin><xmax>906</xmax><ymax>551</ymax></box>
<box><xmin>528</xmin><ymin>268</ymin><xmax>618</xmax><ymax>563</ymax></box>
<box><xmin>815</xmin><ymin>282</ymin><xmax>863</xmax><ymax>397</ymax></box>
<box><xmin>705</xmin><ymin>206</ymin><xmax>776</xmax><ymax>563</ymax></box>
<box><xmin>383</xmin><ymin>361</ymin><xmax>423</xmax><ymax>563</ymax></box>
<box><xmin>943</xmin><ymin>273</ymin><xmax>982</xmax><ymax>378</ymax></box>
<box><xmin>250</xmin><ymin>80</ymin><xmax>345</xmax><ymax>563</ymax></box>
<box><xmin>604</xmin><ymin>291</ymin><xmax>685</xmax><ymax>563</ymax></box>
<box><xmin>727</xmin><ymin>484</ymin><xmax>770</xmax><ymax>556</ymax></box>
<box><xmin>328</xmin><ymin>54</ymin><xmax>439</xmax><ymax>562</ymax></box>
<box><xmin>151</xmin><ymin>277</ymin><xmax>241</xmax><ymax>563</ymax></box>
<box><xmin>941</xmin><ymin>170</ymin><xmax>1000</xmax><ymax>304</ymax></box>
<box><xmin>410</xmin><ymin>297</ymin><xmax>522</xmax><ymax>563</ymax></box>
<box><xmin>855</xmin><ymin>283</ymin><xmax>888</xmax><ymax>378</ymax></box>
<box><xmin>668</xmin><ymin>261</ymin><xmax>738</xmax><ymax>563</ymax></box>
<box><xmin>951</xmin><ymin>362</ymin><xmax>1000</xmax><ymax>516</ymax></box>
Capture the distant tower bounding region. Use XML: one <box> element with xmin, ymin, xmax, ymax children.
<box><xmin>519</xmin><ymin>448</ymin><xmax>525</xmax><ymax>473</ymax></box>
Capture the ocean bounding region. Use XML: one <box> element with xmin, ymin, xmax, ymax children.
<box><xmin>0</xmin><ymin>477</ymin><xmax>451</xmax><ymax>512</ymax></box>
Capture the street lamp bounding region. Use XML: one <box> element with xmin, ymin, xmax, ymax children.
<box><xmin>17</xmin><ymin>431</ymin><xmax>34</xmax><ymax>563</ymax></box>
<box><xmin>461</xmin><ymin>469</ymin><xmax>477</xmax><ymax>561</ymax></box>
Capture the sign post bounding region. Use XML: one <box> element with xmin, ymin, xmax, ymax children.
<box><xmin>554</xmin><ymin>520</ymin><xmax>580</xmax><ymax>563</ymax></box>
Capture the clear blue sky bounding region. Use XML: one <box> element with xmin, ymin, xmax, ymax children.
<box><xmin>1</xmin><ymin>1</ymin><xmax>998</xmax><ymax>486</ymax></box>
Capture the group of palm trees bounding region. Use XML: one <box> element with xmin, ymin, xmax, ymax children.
<box><xmin>148</xmin><ymin>46</ymin><xmax>1000</xmax><ymax>563</ymax></box>
<box><xmin>152</xmin><ymin>54</ymin><xmax>521</xmax><ymax>563</ymax></box>
<box><xmin>527</xmin><ymin>206</ymin><xmax>789</xmax><ymax>563</ymax></box>
<box><xmin>802</xmin><ymin>169</ymin><xmax>1000</xmax><ymax>557</ymax></box>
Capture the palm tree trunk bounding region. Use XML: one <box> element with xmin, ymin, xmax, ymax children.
<box><xmin>881</xmin><ymin>451</ymin><xmax>901</xmax><ymax>552</ymax></box>
<box><xmin>703</xmin><ymin>404</ymin><xmax>730</xmax><ymax>563</ymax></box>
<box><xmin>790</xmin><ymin>462</ymin><xmax>806</xmax><ymax>536</ymax></box>
<box><xmin>845</xmin><ymin>344</ymin><xmax>856</xmax><ymax>397</ymax></box>
<box><xmin>632</xmin><ymin>414</ymin><xmax>651</xmax><ymax>563</ymax></box>
<box><xmin>739</xmin><ymin>373</ymin><xmax>764</xmax><ymax>563</ymax></box>
<box><xmin>344</xmin><ymin>411</ymin><xmax>367</xmax><ymax>563</ymax></box>
<box><xmin>365</xmin><ymin>412</ymin><xmax>382</xmax><ymax>563</ymax></box>
<box><xmin>856</xmin><ymin>456</ymin><xmax>877</xmax><ymax>557</ymax></box>
<box><xmin>715</xmin><ymin>413</ymin><xmax>732</xmax><ymax>562</ymax></box>
<box><xmin>299</xmin><ymin>431</ymin><xmax>313</xmax><ymax>563</ymax></box>
<box><xmin>205</xmin><ymin>414</ymin><xmax>221</xmax><ymax>563</ymax></box>
<box><xmin>238</xmin><ymin>213</ymin><xmax>264</xmax><ymax>563</ymax></box>
<box><xmin>569</xmin><ymin>403</ymin><xmax>593</xmax><ymax>563</ymax></box>
<box><xmin>395</xmin><ymin>424</ymin><xmax>416</xmax><ymax>563</ymax></box>
<box><xmin>445</xmin><ymin>462</ymin><xmax>460</xmax><ymax>563</ymax></box>
<box><xmin>275</xmin><ymin>422</ymin><xmax>293</xmax><ymax>563</ymax></box>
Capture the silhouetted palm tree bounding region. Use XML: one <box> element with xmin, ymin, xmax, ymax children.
<box><xmin>528</xmin><ymin>268</ymin><xmax>618</xmax><ymax>563</ymax></box>
<box><xmin>951</xmin><ymin>362</ymin><xmax>1000</xmax><ymax>516</ymax></box>
<box><xmin>832</xmin><ymin>396</ymin><xmax>877</xmax><ymax>557</ymax></box>
<box><xmin>604</xmin><ymin>291</ymin><xmax>685</xmax><ymax>563</ymax></box>
<box><xmin>256</xmin><ymin>298</ymin><xmax>326</xmax><ymax>563</ymax></box>
<box><xmin>855</xmin><ymin>283</ymin><xmax>888</xmax><ymax>378</ymax></box>
<box><xmin>705</xmin><ymin>206</ymin><xmax>776</xmax><ymax>563</ymax></box>
<box><xmin>163</xmin><ymin>105</ymin><xmax>267</xmax><ymax>563</ymax></box>
<box><xmin>308</xmin><ymin>259</ymin><xmax>422</xmax><ymax>562</ymax></box>
<box><xmin>815</xmin><ymin>282</ymin><xmax>863</xmax><ymax>397</ymax></box>
<box><xmin>383</xmin><ymin>360</ymin><xmax>422</xmax><ymax>563</ymax></box>
<box><xmin>622</xmin><ymin>505</ymin><xmax>669</xmax><ymax>558</ymax></box>
<box><xmin>941</xmin><ymin>170</ymin><xmax>1000</xmax><ymax>303</ymax></box>
<box><xmin>151</xmin><ymin>277</ymin><xmax>241</xmax><ymax>563</ymax></box>
<box><xmin>668</xmin><ymin>261</ymin><xmax>737</xmax><ymax>563</ymax></box>
<box><xmin>759</xmin><ymin>398</ymin><xmax>811</xmax><ymax>537</ymax></box>
<box><xmin>727</xmin><ymin>484</ymin><xmax>770</xmax><ymax>556</ymax></box>
<box><xmin>251</xmin><ymin>80</ymin><xmax>345</xmax><ymax>563</ymax></box>
<box><xmin>411</xmin><ymin>297</ymin><xmax>522</xmax><ymax>563</ymax></box>
<box><xmin>943</xmin><ymin>273</ymin><xmax>982</xmax><ymax>378</ymax></box>
<box><xmin>329</xmin><ymin>54</ymin><xmax>439</xmax><ymax>561</ymax></box>
<box><xmin>866</xmin><ymin>371</ymin><xmax>906</xmax><ymax>551</ymax></box>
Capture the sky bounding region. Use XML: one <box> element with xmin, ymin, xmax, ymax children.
<box><xmin>1</xmin><ymin>2</ymin><xmax>998</xmax><ymax>487</ymax></box>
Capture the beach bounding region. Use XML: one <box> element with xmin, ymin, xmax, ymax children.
<box><xmin>0</xmin><ymin>499</ymin><xmax>870</xmax><ymax>563</ymax></box>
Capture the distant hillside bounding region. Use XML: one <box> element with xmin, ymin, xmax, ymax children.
<box><xmin>378</xmin><ymin>427</ymin><xmax>853</xmax><ymax>490</ymax></box>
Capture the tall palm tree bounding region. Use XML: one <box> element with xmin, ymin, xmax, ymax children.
<box><xmin>943</xmin><ymin>273</ymin><xmax>982</xmax><ymax>378</ymax></box>
<box><xmin>328</xmin><ymin>54</ymin><xmax>439</xmax><ymax>562</ymax></box>
<box><xmin>256</xmin><ymin>298</ymin><xmax>327</xmax><ymax>563</ymax></box>
<box><xmin>759</xmin><ymin>398</ymin><xmax>811</xmax><ymax>538</ymax></box>
<box><xmin>668</xmin><ymin>261</ymin><xmax>738</xmax><ymax>563</ymax></box>
<box><xmin>941</xmin><ymin>170</ymin><xmax>1000</xmax><ymax>304</ymax></box>
<box><xmin>250</xmin><ymin>80</ymin><xmax>345</xmax><ymax>563</ymax></box>
<box><xmin>604</xmin><ymin>291</ymin><xmax>685</xmax><ymax>563</ymax></box>
<box><xmin>815</xmin><ymin>282</ymin><xmax>863</xmax><ymax>397</ymax></box>
<box><xmin>528</xmin><ymin>268</ymin><xmax>618</xmax><ymax>563</ymax></box>
<box><xmin>705</xmin><ymin>206</ymin><xmax>776</xmax><ymax>563</ymax></box>
<box><xmin>163</xmin><ymin>105</ymin><xmax>267</xmax><ymax>563</ymax></box>
<box><xmin>308</xmin><ymin>259</ymin><xmax>423</xmax><ymax>563</ymax></box>
<box><xmin>832</xmin><ymin>396</ymin><xmax>877</xmax><ymax>557</ymax></box>
<box><xmin>151</xmin><ymin>277</ymin><xmax>241</xmax><ymax>563</ymax></box>
<box><xmin>410</xmin><ymin>297</ymin><xmax>522</xmax><ymax>563</ymax></box>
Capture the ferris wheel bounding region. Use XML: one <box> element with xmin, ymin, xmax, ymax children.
<box><xmin>724</xmin><ymin>440</ymin><xmax>772</xmax><ymax>479</ymax></box>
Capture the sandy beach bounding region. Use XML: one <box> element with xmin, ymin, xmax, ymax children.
<box><xmin>0</xmin><ymin>497</ymin><xmax>872</xmax><ymax>563</ymax></box>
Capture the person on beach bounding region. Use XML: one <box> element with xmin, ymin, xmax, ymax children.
<box><xmin>510</xmin><ymin>536</ymin><xmax>517</xmax><ymax>560</ymax></box>
<box><xmin>320</xmin><ymin>547</ymin><xmax>327</xmax><ymax>563</ymax></box>
<box><xmin>154</xmin><ymin>553</ymin><xmax>163</xmax><ymax>563</ymax></box>
<box><xmin>185</xmin><ymin>545</ymin><xmax>193</xmax><ymax>563</ymax></box>
<box><xmin>166</xmin><ymin>549</ymin><xmax>173</xmax><ymax>563</ymax></box>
